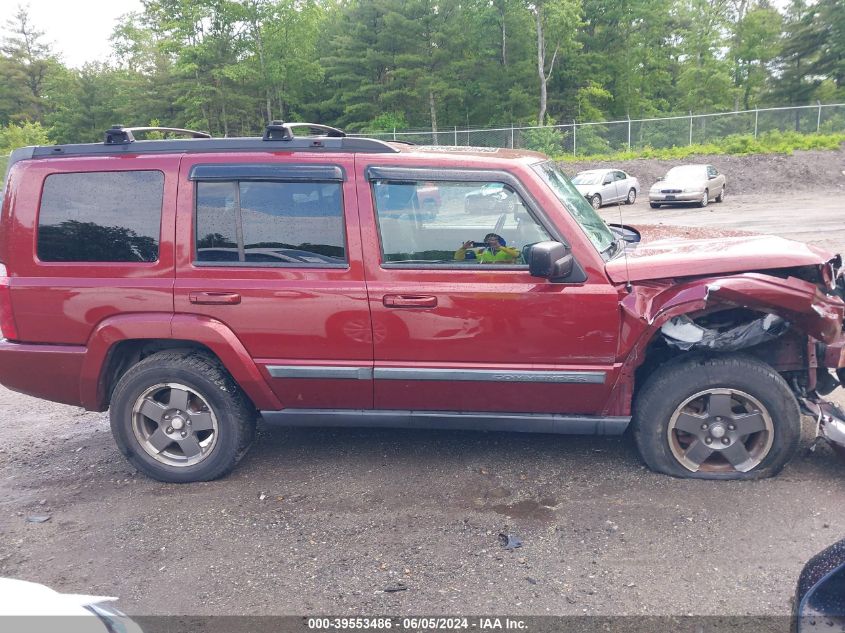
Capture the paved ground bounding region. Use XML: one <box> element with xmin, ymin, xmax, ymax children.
<box><xmin>1</xmin><ymin>192</ymin><xmax>845</xmax><ymax>619</ymax></box>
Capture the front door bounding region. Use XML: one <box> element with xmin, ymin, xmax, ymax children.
<box><xmin>357</xmin><ymin>165</ymin><xmax>620</xmax><ymax>415</ymax></box>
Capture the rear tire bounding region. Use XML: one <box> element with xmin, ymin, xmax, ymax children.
<box><xmin>633</xmin><ymin>354</ymin><xmax>800</xmax><ymax>480</ymax></box>
<box><xmin>110</xmin><ymin>351</ymin><xmax>256</xmax><ymax>483</ymax></box>
<box><xmin>715</xmin><ymin>186</ymin><xmax>725</xmax><ymax>203</ymax></box>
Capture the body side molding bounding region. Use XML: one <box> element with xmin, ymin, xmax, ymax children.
<box><xmin>261</xmin><ymin>409</ymin><xmax>629</xmax><ymax>435</ymax></box>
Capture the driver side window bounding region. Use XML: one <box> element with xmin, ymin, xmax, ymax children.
<box><xmin>371</xmin><ymin>179</ymin><xmax>552</xmax><ymax>267</ymax></box>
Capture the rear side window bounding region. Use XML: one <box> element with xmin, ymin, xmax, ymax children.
<box><xmin>37</xmin><ymin>171</ymin><xmax>164</xmax><ymax>262</ymax></box>
<box><xmin>195</xmin><ymin>180</ymin><xmax>346</xmax><ymax>265</ymax></box>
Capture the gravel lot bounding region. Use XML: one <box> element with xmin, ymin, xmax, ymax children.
<box><xmin>2</xmin><ymin>183</ymin><xmax>845</xmax><ymax>619</ymax></box>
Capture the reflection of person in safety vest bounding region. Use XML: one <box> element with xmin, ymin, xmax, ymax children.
<box><xmin>454</xmin><ymin>233</ymin><xmax>519</xmax><ymax>264</ymax></box>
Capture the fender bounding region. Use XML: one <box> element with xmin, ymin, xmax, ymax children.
<box><xmin>81</xmin><ymin>312</ymin><xmax>282</xmax><ymax>411</ymax></box>
<box><xmin>603</xmin><ymin>272</ymin><xmax>845</xmax><ymax>416</ymax></box>
<box><xmin>81</xmin><ymin>313</ymin><xmax>173</xmax><ymax>410</ymax></box>
<box><xmin>171</xmin><ymin>313</ymin><xmax>282</xmax><ymax>410</ymax></box>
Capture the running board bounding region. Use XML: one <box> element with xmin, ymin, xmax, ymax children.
<box><xmin>260</xmin><ymin>409</ymin><xmax>630</xmax><ymax>435</ymax></box>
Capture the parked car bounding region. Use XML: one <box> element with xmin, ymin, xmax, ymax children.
<box><xmin>649</xmin><ymin>164</ymin><xmax>727</xmax><ymax>208</ymax></box>
<box><xmin>463</xmin><ymin>182</ymin><xmax>518</xmax><ymax>214</ymax></box>
<box><xmin>794</xmin><ymin>538</ymin><xmax>845</xmax><ymax>632</ymax></box>
<box><xmin>2</xmin><ymin>122</ymin><xmax>845</xmax><ymax>483</ymax></box>
<box><xmin>572</xmin><ymin>168</ymin><xmax>640</xmax><ymax>209</ymax></box>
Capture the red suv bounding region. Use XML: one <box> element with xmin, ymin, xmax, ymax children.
<box><xmin>2</xmin><ymin>122</ymin><xmax>845</xmax><ymax>483</ymax></box>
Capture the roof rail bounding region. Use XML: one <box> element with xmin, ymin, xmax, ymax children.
<box><xmin>30</xmin><ymin>124</ymin><xmax>399</xmax><ymax>159</ymax></box>
<box><xmin>104</xmin><ymin>125</ymin><xmax>212</xmax><ymax>144</ymax></box>
<box><xmin>263</xmin><ymin>121</ymin><xmax>347</xmax><ymax>141</ymax></box>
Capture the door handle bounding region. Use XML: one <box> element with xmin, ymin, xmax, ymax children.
<box><xmin>189</xmin><ymin>292</ymin><xmax>242</xmax><ymax>305</ymax></box>
<box><xmin>383</xmin><ymin>294</ymin><xmax>438</xmax><ymax>308</ymax></box>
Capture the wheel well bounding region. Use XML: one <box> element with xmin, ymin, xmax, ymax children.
<box><xmin>632</xmin><ymin>307</ymin><xmax>808</xmax><ymax>403</ymax></box>
<box><xmin>100</xmin><ymin>339</ymin><xmax>222</xmax><ymax>408</ymax></box>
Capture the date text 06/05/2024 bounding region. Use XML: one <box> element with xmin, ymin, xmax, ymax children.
<box><xmin>306</xmin><ymin>617</ymin><xmax>528</xmax><ymax>630</ymax></box>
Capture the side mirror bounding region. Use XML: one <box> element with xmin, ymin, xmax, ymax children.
<box><xmin>602</xmin><ymin>177</ymin><xmax>612</xmax><ymax>185</ymax></box>
<box><xmin>709</xmin><ymin>174</ymin><xmax>718</xmax><ymax>180</ymax></box>
<box><xmin>794</xmin><ymin>538</ymin><xmax>845</xmax><ymax>632</ymax></box>
<box><xmin>527</xmin><ymin>241</ymin><xmax>575</xmax><ymax>281</ymax></box>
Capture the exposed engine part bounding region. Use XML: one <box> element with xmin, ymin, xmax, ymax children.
<box><xmin>660</xmin><ymin>313</ymin><xmax>789</xmax><ymax>352</ymax></box>
<box><xmin>801</xmin><ymin>398</ymin><xmax>845</xmax><ymax>455</ymax></box>
<box><xmin>816</xmin><ymin>368</ymin><xmax>840</xmax><ymax>396</ymax></box>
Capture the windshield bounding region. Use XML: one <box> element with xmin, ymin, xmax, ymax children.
<box><xmin>571</xmin><ymin>172</ymin><xmax>602</xmax><ymax>185</ymax></box>
<box><xmin>666</xmin><ymin>165</ymin><xmax>706</xmax><ymax>180</ymax></box>
<box><xmin>533</xmin><ymin>161</ymin><xmax>615</xmax><ymax>255</ymax></box>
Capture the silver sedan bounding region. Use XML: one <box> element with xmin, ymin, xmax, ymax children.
<box><xmin>572</xmin><ymin>169</ymin><xmax>640</xmax><ymax>209</ymax></box>
<box><xmin>649</xmin><ymin>164</ymin><xmax>727</xmax><ymax>208</ymax></box>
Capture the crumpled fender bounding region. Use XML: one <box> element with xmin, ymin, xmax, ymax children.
<box><xmin>622</xmin><ymin>272</ymin><xmax>844</xmax><ymax>343</ymax></box>
<box><xmin>604</xmin><ymin>272</ymin><xmax>845</xmax><ymax>417</ymax></box>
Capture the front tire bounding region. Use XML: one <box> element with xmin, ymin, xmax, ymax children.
<box><xmin>626</xmin><ymin>188</ymin><xmax>637</xmax><ymax>205</ymax></box>
<box><xmin>590</xmin><ymin>194</ymin><xmax>602</xmax><ymax>210</ymax></box>
<box><xmin>697</xmin><ymin>189</ymin><xmax>709</xmax><ymax>208</ymax></box>
<box><xmin>632</xmin><ymin>354</ymin><xmax>800</xmax><ymax>480</ymax></box>
<box><xmin>110</xmin><ymin>351</ymin><xmax>256</xmax><ymax>483</ymax></box>
<box><xmin>649</xmin><ymin>202</ymin><xmax>661</xmax><ymax>209</ymax></box>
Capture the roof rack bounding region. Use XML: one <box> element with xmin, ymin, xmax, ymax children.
<box><xmin>263</xmin><ymin>121</ymin><xmax>346</xmax><ymax>141</ymax></box>
<box><xmin>25</xmin><ymin>123</ymin><xmax>399</xmax><ymax>161</ymax></box>
<box><xmin>104</xmin><ymin>125</ymin><xmax>212</xmax><ymax>144</ymax></box>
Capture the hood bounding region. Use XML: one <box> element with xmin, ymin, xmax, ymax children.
<box><xmin>606</xmin><ymin>224</ymin><xmax>832</xmax><ymax>283</ymax></box>
<box><xmin>574</xmin><ymin>184</ymin><xmax>596</xmax><ymax>196</ymax></box>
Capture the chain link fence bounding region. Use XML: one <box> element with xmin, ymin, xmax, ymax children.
<box><xmin>357</xmin><ymin>103</ymin><xmax>845</xmax><ymax>156</ymax></box>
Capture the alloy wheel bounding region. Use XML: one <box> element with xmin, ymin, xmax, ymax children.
<box><xmin>667</xmin><ymin>388</ymin><xmax>774</xmax><ymax>473</ymax></box>
<box><xmin>131</xmin><ymin>382</ymin><xmax>219</xmax><ymax>467</ymax></box>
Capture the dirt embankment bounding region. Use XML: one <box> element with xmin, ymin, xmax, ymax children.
<box><xmin>562</xmin><ymin>147</ymin><xmax>845</xmax><ymax>195</ymax></box>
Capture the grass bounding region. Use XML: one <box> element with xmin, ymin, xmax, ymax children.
<box><xmin>555</xmin><ymin>130</ymin><xmax>845</xmax><ymax>162</ymax></box>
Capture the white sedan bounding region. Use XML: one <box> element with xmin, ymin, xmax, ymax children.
<box><xmin>572</xmin><ymin>169</ymin><xmax>640</xmax><ymax>209</ymax></box>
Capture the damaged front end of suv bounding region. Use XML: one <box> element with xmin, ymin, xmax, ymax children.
<box><xmin>607</xmin><ymin>226</ymin><xmax>845</xmax><ymax>474</ymax></box>
<box><xmin>656</xmin><ymin>264</ymin><xmax>845</xmax><ymax>458</ymax></box>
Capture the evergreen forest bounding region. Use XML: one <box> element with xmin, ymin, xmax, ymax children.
<box><xmin>1</xmin><ymin>0</ymin><xmax>844</xmax><ymax>146</ymax></box>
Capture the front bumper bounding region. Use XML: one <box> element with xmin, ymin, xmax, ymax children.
<box><xmin>649</xmin><ymin>191</ymin><xmax>703</xmax><ymax>203</ymax></box>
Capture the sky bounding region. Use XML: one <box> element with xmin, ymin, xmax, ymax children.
<box><xmin>2</xmin><ymin>0</ymin><xmax>143</xmax><ymax>68</ymax></box>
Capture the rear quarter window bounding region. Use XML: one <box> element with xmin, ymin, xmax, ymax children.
<box><xmin>37</xmin><ymin>171</ymin><xmax>164</xmax><ymax>262</ymax></box>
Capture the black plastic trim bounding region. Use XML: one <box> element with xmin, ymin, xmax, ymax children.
<box><xmin>261</xmin><ymin>409</ymin><xmax>630</xmax><ymax>435</ymax></box>
<box><xmin>3</xmin><ymin>147</ymin><xmax>36</xmax><ymax>190</ymax></box>
<box><xmin>189</xmin><ymin>163</ymin><xmax>345</xmax><ymax>182</ymax></box>
<box><xmin>373</xmin><ymin>367</ymin><xmax>606</xmax><ymax>384</ymax></box>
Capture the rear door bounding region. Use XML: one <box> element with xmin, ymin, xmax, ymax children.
<box><xmin>174</xmin><ymin>153</ymin><xmax>373</xmax><ymax>410</ymax></box>
<box><xmin>614</xmin><ymin>171</ymin><xmax>629</xmax><ymax>201</ymax></box>
<box><xmin>600</xmin><ymin>171</ymin><xmax>618</xmax><ymax>203</ymax></box>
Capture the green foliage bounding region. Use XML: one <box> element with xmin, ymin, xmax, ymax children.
<box><xmin>555</xmin><ymin>131</ymin><xmax>845</xmax><ymax>162</ymax></box>
<box><xmin>0</xmin><ymin>120</ymin><xmax>51</xmax><ymax>152</ymax></box>
<box><xmin>521</xmin><ymin>120</ymin><xmax>568</xmax><ymax>155</ymax></box>
<box><xmin>364</xmin><ymin>112</ymin><xmax>409</xmax><ymax>133</ymax></box>
<box><xmin>0</xmin><ymin>121</ymin><xmax>52</xmax><ymax>180</ymax></box>
<box><xmin>0</xmin><ymin>0</ymin><xmax>844</xmax><ymax>149</ymax></box>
